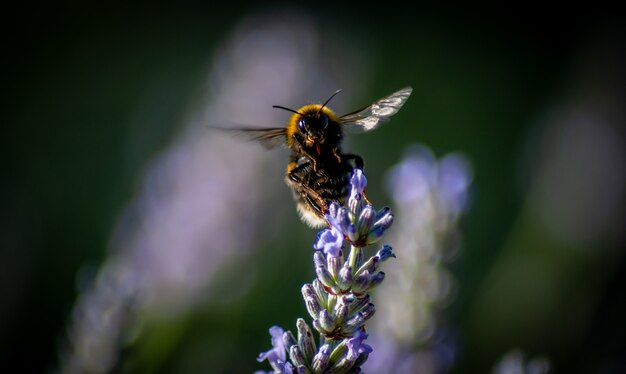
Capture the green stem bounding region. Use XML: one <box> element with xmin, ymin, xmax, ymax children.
<box><xmin>348</xmin><ymin>245</ymin><xmax>360</xmax><ymax>275</ymax></box>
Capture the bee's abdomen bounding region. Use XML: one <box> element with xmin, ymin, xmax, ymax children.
<box><xmin>313</xmin><ymin>172</ymin><xmax>350</xmax><ymax>202</ymax></box>
<box><xmin>285</xmin><ymin>159</ymin><xmax>353</xmax><ymax>227</ymax></box>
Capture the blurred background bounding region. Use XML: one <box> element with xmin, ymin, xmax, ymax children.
<box><xmin>3</xmin><ymin>3</ymin><xmax>625</xmax><ymax>373</ymax></box>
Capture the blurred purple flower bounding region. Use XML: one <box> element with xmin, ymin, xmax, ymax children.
<box><xmin>366</xmin><ymin>144</ymin><xmax>473</xmax><ymax>374</ymax></box>
<box><xmin>387</xmin><ymin>144</ymin><xmax>472</xmax><ymax>218</ymax></box>
<box><xmin>386</xmin><ymin>145</ymin><xmax>437</xmax><ymax>204</ymax></box>
<box><xmin>438</xmin><ymin>154</ymin><xmax>473</xmax><ymax>216</ymax></box>
<box><xmin>493</xmin><ymin>349</ymin><xmax>550</xmax><ymax>374</ymax></box>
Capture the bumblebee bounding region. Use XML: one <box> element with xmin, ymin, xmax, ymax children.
<box><xmin>227</xmin><ymin>87</ymin><xmax>412</xmax><ymax>228</ymax></box>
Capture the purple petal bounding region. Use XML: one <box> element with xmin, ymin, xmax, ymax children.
<box><xmin>347</xmin><ymin>330</ymin><xmax>373</xmax><ymax>358</ymax></box>
<box><xmin>257</xmin><ymin>326</ymin><xmax>286</xmax><ymax>364</ymax></box>
<box><xmin>351</xmin><ymin>169</ymin><xmax>368</xmax><ymax>196</ymax></box>
<box><xmin>376</xmin><ymin>245</ymin><xmax>395</xmax><ymax>262</ymax></box>
<box><xmin>438</xmin><ymin>153</ymin><xmax>472</xmax><ymax>215</ymax></box>
<box><xmin>313</xmin><ymin>227</ymin><xmax>343</xmax><ymax>257</ymax></box>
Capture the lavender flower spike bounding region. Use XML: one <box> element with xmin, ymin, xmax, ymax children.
<box><xmin>328</xmin><ymin>169</ymin><xmax>394</xmax><ymax>248</ymax></box>
<box><xmin>258</xmin><ymin>168</ymin><xmax>396</xmax><ymax>373</ymax></box>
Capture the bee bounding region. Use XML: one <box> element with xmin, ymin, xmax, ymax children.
<box><xmin>224</xmin><ymin>87</ymin><xmax>412</xmax><ymax>228</ymax></box>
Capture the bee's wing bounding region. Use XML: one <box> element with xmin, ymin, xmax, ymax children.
<box><xmin>211</xmin><ymin>127</ymin><xmax>287</xmax><ymax>149</ymax></box>
<box><xmin>339</xmin><ymin>87</ymin><xmax>413</xmax><ymax>131</ymax></box>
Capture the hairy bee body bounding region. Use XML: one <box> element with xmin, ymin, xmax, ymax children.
<box><xmin>286</xmin><ymin>151</ymin><xmax>359</xmax><ymax>227</ymax></box>
<box><xmin>287</xmin><ymin>158</ymin><xmax>352</xmax><ymax>227</ymax></box>
<box><xmin>283</xmin><ymin>104</ymin><xmax>364</xmax><ymax>227</ymax></box>
<box><xmin>221</xmin><ymin>87</ymin><xmax>413</xmax><ymax>228</ymax></box>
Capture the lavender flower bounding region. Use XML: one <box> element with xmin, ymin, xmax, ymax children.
<box><xmin>347</xmin><ymin>330</ymin><xmax>374</xmax><ymax>359</ymax></box>
<box><xmin>257</xmin><ymin>169</ymin><xmax>395</xmax><ymax>373</ymax></box>
<box><xmin>256</xmin><ymin>326</ymin><xmax>293</xmax><ymax>374</ymax></box>
<box><xmin>313</xmin><ymin>226</ymin><xmax>344</xmax><ymax>257</ymax></box>
<box><xmin>326</xmin><ymin>169</ymin><xmax>394</xmax><ymax>247</ymax></box>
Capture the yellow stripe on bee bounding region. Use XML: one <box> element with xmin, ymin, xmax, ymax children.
<box><xmin>286</xmin><ymin>104</ymin><xmax>339</xmax><ymax>146</ymax></box>
<box><xmin>287</xmin><ymin>161</ymin><xmax>298</xmax><ymax>173</ymax></box>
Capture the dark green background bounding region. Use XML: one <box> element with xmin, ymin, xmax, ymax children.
<box><xmin>4</xmin><ymin>4</ymin><xmax>625</xmax><ymax>373</ymax></box>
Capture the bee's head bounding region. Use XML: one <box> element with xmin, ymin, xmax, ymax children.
<box><xmin>295</xmin><ymin>109</ymin><xmax>333</xmax><ymax>146</ymax></box>
<box><xmin>276</xmin><ymin>90</ymin><xmax>343</xmax><ymax>150</ymax></box>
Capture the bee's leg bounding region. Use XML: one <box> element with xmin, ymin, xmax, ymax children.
<box><xmin>332</xmin><ymin>147</ymin><xmax>341</xmax><ymax>163</ymax></box>
<box><xmin>287</xmin><ymin>161</ymin><xmax>310</xmax><ymax>185</ymax></box>
<box><xmin>287</xmin><ymin>163</ymin><xmax>327</xmax><ymax>216</ymax></box>
<box><xmin>293</xmin><ymin>133</ymin><xmax>318</xmax><ymax>171</ymax></box>
<box><xmin>362</xmin><ymin>190</ymin><xmax>372</xmax><ymax>205</ymax></box>
<box><xmin>288</xmin><ymin>178</ymin><xmax>326</xmax><ymax>214</ymax></box>
<box><xmin>304</xmin><ymin>193</ymin><xmax>325</xmax><ymax>217</ymax></box>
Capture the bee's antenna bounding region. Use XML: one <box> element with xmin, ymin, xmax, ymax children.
<box><xmin>273</xmin><ymin>105</ymin><xmax>304</xmax><ymax>116</ymax></box>
<box><xmin>318</xmin><ymin>89</ymin><xmax>342</xmax><ymax>114</ymax></box>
